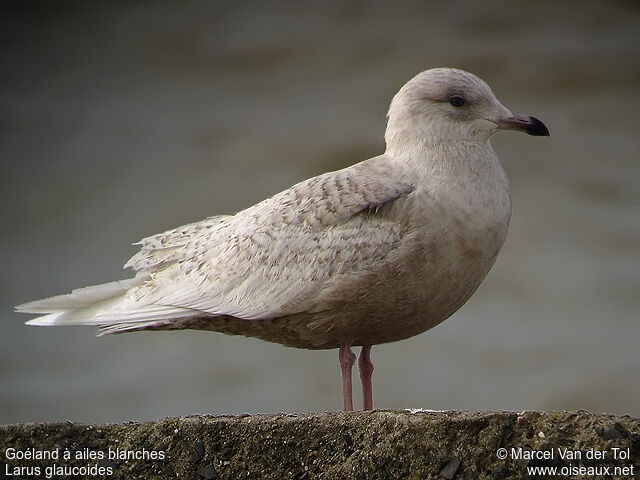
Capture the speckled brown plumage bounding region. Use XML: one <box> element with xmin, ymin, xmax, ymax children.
<box><xmin>18</xmin><ymin>68</ymin><xmax>549</xmax><ymax>410</ymax></box>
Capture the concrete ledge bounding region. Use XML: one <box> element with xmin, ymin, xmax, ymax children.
<box><xmin>1</xmin><ymin>410</ymin><xmax>638</xmax><ymax>479</ymax></box>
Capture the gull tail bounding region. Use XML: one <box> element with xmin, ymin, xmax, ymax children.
<box><xmin>16</xmin><ymin>273</ymin><xmax>200</xmax><ymax>335</ymax></box>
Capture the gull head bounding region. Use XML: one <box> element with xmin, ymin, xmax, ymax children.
<box><xmin>385</xmin><ymin>68</ymin><xmax>549</xmax><ymax>150</ymax></box>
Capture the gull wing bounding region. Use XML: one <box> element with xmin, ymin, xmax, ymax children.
<box><xmin>128</xmin><ymin>155</ymin><xmax>415</xmax><ymax>320</ymax></box>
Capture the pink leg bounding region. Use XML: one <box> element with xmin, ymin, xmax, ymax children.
<box><xmin>358</xmin><ymin>345</ymin><xmax>374</xmax><ymax>410</ymax></box>
<box><xmin>339</xmin><ymin>345</ymin><xmax>356</xmax><ymax>411</ymax></box>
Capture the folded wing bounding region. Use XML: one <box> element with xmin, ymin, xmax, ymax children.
<box><xmin>18</xmin><ymin>155</ymin><xmax>415</xmax><ymax>330</ymax></box>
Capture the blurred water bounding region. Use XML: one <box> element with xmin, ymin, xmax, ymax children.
<box><xmin>1</xmin><ymin>1</ymin><xmax>639</xmax><ymax>423</ymax></box>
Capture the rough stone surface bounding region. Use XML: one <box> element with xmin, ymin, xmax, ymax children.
<box><xmin>1</xmin><ymin>410</ymin><xmax>638</xmax><ymax>479</ymax></box>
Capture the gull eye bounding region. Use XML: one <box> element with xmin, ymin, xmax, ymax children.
<box><xmin>449</xmin><ymin>95</ymin><xmax>465</xmax><ymax>107</ymax></box>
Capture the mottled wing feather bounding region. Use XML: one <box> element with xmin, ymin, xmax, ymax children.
<box><xmin>125</xmin><ymin>156</ymin><xmax>414</xmax><ymax>320</ymax></box>
<box><xmin>124</xmin><ymin>215</ymin><xmax>230</xmax><ymax>271</ymax></box>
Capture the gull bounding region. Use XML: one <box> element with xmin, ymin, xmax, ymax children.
<box><xmin>17</xmin><ymin>68</ymin><xmax>549</xmax><ymax>411</ymax></box>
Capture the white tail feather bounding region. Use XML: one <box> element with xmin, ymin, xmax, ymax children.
<box><xmin>17</xmin><ymin>273</ymin><xmax>200</xmax><ymax>330</ymax></box>
<box><xmin>16</xmin><ymin>275</ymin><xmax>148</xmax><ymax>314</ymax></box>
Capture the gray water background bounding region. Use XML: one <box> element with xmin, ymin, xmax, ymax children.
<box><xmin>1</xmin><ymin>1</ymin><xmax>639</xmax><ymax>423</ymax></box>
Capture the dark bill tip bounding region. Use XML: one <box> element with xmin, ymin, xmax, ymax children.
<box><xmin>525</xmin><ymin>116</ymin><xmax>550</xmax><ymax>137</ymax></box>
<box><xmin>494</xmin><ymin>113</ymin><xmax>550</xmax><ymax>137</ymax></box>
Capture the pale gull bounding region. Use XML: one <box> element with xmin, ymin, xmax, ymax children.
<box><xmin>17</xmin><ymin>68</ymin><xmax>549</xmax><ymax>411</ymax></box>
